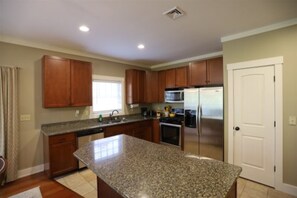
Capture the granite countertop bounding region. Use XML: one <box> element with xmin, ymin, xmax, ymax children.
<box><xmin>74</xmin><ymin>134</ymin><xmax>242</xmax><ymax>198</ymax></box>
<box><xmin>41</xmin><ymin>114</ymin><xmax>156</xmax><ymax>136</ymax></box>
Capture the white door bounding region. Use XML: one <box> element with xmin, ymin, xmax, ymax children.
<box><xmin>233</xmin><ymin>66</ymin><xmax>275</xmax><ymax>187</ymax></box>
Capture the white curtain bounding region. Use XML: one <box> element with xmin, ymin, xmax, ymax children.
<box><xmin>0</xmin><ymin>66</ymin><xmax>19</xmax><ymax>182</ymax></box>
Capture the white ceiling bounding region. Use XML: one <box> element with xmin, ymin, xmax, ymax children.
<box><xmin>1</xmin><ymin>0</ymin><xmax>297</xmax><ymax>67</ymax></box>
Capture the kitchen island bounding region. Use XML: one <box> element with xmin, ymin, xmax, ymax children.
<box><xmin>74</xmin><ymin>134</ymin><xmax>241</xmax><ymax>198</ymax></box>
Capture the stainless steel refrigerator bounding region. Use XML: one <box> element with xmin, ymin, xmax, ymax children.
<box><xmin>184</xmin><ymin>87</ymin><xmax>224</xmax><ymax>161</ymax></box>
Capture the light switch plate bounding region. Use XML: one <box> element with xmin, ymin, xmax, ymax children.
<box><xmin>289</xmin><ymin>116</ymin><xmax>296</xmax><ymax>126</ymax></box>
<box><xmin>20</xmin><ymin>114</ymin><xmax>31</xmax><ymax>121</ymax></box>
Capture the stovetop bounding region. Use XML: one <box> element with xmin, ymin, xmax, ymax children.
<box><xmin>159</xmin><ymin>116</ymin><xmax>184</xmax><ymax>125</ymax></box>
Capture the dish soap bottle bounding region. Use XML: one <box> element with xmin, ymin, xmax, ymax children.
<box><xmin>98</xmin><ymin>114</ymin><xmax>103</xmax><ymax>122</ymax></box>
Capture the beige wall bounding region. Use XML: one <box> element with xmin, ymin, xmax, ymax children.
<box><xmin>0</xmin><ymin>42</ymin><xmax>145</xmax><ymax>171</ymax></box>
<box><xmin>223</xmin><ymin>25</ymin><xmax>297</xmax><ymax>186</ymax></box>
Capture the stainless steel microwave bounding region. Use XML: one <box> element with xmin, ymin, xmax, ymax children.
<box><xmin>164</xmin><ymin>90</ymin><xmax>184</xmax><ymax>103</ymax></box>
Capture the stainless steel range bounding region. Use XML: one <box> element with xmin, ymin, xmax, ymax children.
<box><xmin>159</xmin><ymin>108</ymin><xmax>184</xmax><ymax>148</ymax></box>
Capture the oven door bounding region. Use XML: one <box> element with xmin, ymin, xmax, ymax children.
<box><xmin>160</xmin><ymin>123</ymin><xmax>181</xmax><ymax>148</ymax></box>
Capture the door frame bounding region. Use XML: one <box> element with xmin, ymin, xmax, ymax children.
<box><xmin>227</xmin><ymin>56</ymin><xmax>283</xmax><ymax>190</ymax></box>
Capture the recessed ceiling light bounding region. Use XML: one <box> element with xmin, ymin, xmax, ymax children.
<box><xmin>79</xmin><ymin>25</ymin><xmax>90</xmax><ymax>32</ymax></box>
<box><xmin>138</xmin><ymin>44</ymin><xmax>145</xmax><ymax>49</ymax></box>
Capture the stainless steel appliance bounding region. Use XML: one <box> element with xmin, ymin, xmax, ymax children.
<box><xmin>164</xmin><ymin>89</ymin><xmax>184</xmax><ymax>103</ymax></box>
<box><xmin>77</xmin><ymin>128</ymin><xmax>104</xmax><ymax>168</ymax></box>
<box><xmin>184</xmin><ymin>87</ymin><xmax>224</xmax><ymax>161</ymax></box>
<box><xmin>159</xmin><ymin>108</ymin><xmax>184</xmax><ymax>148</ymax></box>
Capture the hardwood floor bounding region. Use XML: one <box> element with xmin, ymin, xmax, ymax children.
<box><xmin>0</xmin><ymin>172</ymin><xmax>83</xmax><ymax>198</ymax></box>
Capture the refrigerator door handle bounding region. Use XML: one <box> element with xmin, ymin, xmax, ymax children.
<box><xmin>197</xmin><ymin>105</ymin><xmax>200</xmax><ymax>135</ymax></box>
<box><xmin>199</xmin><ymin>104</ymin><xmax>202</xmax><ymax>135</ymax></box>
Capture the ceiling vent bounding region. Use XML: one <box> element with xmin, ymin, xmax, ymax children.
<box><xmin>163</xmin><ymin>6</ymin><xmax>185</xmax><ymax>20</ymax></box>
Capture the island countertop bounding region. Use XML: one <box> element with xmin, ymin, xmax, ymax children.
<box><xmin>74</xmin><ymin>134</ymin><xmax>242</xmax><ymax>198</ymax></box>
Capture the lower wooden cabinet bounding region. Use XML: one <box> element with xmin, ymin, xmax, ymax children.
<box><xmin>43</xmin><ymin>119</ymin><xmax>158</xmax><ymax>178</ymax></box>
<box><xmin>152</xmin><ymin>119</ymin><xmax>160</xmax><ymax>144</ymax></box>
<box><xmin>43</xmin><ymin>133</ymin><xmax>78</xmax><ymax>178</ymax></box>
<box><xmin>104</xmin><ymin>120</ymin><xmax>152</xmax><ymax>142</ymax></box>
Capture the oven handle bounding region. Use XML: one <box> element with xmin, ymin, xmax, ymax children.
<box><xmin>160</xmin><ymin>123</ymin><xmax>182</xmax><ymax>128</ymax></box>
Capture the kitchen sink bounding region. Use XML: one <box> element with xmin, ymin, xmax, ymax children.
<box><xmin>99</xmin><ymin>118</ymin><xmax>127</xmax><ymax>125</ymax></box>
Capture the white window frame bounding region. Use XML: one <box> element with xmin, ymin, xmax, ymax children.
<box><xmin>90</xmin><ymin>75</ymin><xmax>125</xmax><ymax>118</ymax></box>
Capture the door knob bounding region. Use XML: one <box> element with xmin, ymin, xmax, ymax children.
<box><xmin>234</xmin><ymin>126</ymin><xmax>240</xmax><ymax>131</ymax></box>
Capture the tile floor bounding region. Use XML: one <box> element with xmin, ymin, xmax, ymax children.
<box><xmin>56</xmin><ymin>169</ymin><xmax>296</xmax><ymax>198</ymax></box>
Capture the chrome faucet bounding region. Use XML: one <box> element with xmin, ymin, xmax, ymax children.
<box><xmin>109</xmin><ymin>110</ymin><xmax>119</xmax><ymax>121</ymax></box>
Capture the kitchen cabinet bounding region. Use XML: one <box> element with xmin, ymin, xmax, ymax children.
<box><xmin>165</xmin><ymin>66</ymin><xmax>188</xmax><ymax>88</ymax></box>
<box><xmin>70</xmin><ymin>60</ymin><xmax>92</xmax><ymax>106</ymax></box>
<box><xmin>144</xmin><ymin>71</ymin><xmax>159</xmax><ymax>103</ymax></box>
<box><xmin>165</xmin><ymin>69</ymin><xmax>176</xmax><ymax>88</ymax></box>
<box><xmin>43</xmin><ymin>55</ymin><xmax>92</xmax><ymax>108</ymax></box>
<box><xmin>189</xmin><ymin>57</ymin><xmax>223</xmax><ymax>86</ymax></box>
<box><xmin>125</xmin><ymin>69</ymin><xmax>145</xmax><ymax>104</ymax></box>
<box><xmin>158</xmin><ymin>70</ymin><xmax>166</xmax><ymax>103</ymax></box>
<box><xmin>43</xmin><ymin>133</ymin><xmax>78</xmax><ymax>178</ymax></box>
<box><xmin>206</xmin><ymin>57</ymin><xmax>223</xmax><ymax>85</ymax></box>
<box><xmin>152</xmin><ymin>119</ymin><xmax>160</xmax><ymax>144</ymax></box>
<box><xmin>104</xmin><ymin>120</ymin><xmax>152</xmax><ymax>142</ymax></box>
<box><xmin>175</xmin><ymin>66</ymin><xmax>188</xmax><ymax>87</ymax></box>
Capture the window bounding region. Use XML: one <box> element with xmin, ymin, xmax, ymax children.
<box><xmin>91</xmin><ymin>75</ymin><xmax>124</xmax><ymax>116</ymax></box>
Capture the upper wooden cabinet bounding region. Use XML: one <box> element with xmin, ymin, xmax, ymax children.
<box><xmin>189</xmin><ymin>57</ymin><xmax>223</xmax><ymax>86</ymax></box>
<box><xmin>188</xmin><ymin>60</ymin><xmax>207</xmax><ymax>86</ymax></box>
<box><xmin>43</xmin><ymin>55</ymin><xmax>92</xmax><ymax>108</ymax></box>
<box><xmin>158</xmin><ymin>70</ymin><xmax>166</xmax><ymax>103</ymax></box>
<box><xmin>207</xmin><ymin>57</ymin><xmax>223</xmax><ymax>85</ymax></box>
<box><xmin>165</xmin><ymin>66</ymin><xmax>188</xmax><ymax>88</ymax></box>
<box><xmin>70</xmin><ymin>60</ymin><xmax>92</xmax><ymax>106</ymax></box>
<box><xmin>165</xmin><ymin>69</ymin><xmax>176</xmax><ymax>88</ymax></box>
<box><xmin>125</xmin><ymin>69</ymin><xmax>145</xmax><ymax>104</ymax></box>
<box><xmin>144</xmin><ymin>71</ymin><xmax>159</xmax><ymax>103</ymax></box>
<box><xmin>175</xmin><ymin>66</ymin><xmax>188</xmax><ymax>87</ymax></box>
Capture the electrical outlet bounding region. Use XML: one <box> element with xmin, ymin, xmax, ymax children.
<box><xmin>75</xmin><ymin>110</ymin><xmax>80</xmax><ymax>117</ymax></box>
<box><xmin>289</xmin><ymin>116</ymin><xmax>296</xmax><ymax>126</ymax></box>
<box><xmin>20</xmin><ymin>114</ymin><xmax>31</xmax><ymax>121</ymax></box>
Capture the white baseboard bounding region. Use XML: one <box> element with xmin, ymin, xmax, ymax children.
<box><xmin>277</xmin><ymin>182</ymin><xmax>297</xmax><ymax>197</ymax></box>
<box><xmin>17</xmin><ymin>164</ymin><xmax>44</xmax><ymax>179</ymax></box>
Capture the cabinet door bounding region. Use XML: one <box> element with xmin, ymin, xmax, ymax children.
<box><xmin>133</xmin><ymin>121</ymin><xmax>152</xmax><ymax>142</ymax></box>
<box><xmin>125</xmin><ymin>69</ymin><xmax>145</xmax><ymax>104</ymax></box>
<box><xmin>152</xmin><ymin>119</ymin><xmax>160</xmax><ymax>144</ymax></box>
<box><xmin>137</xmin><ymin>70</ymin><xmax>145</xmax><ymax>103</ymax></box>
<box><xmin>104</xmin><ymin>125</ymin><xmax>125</xmax><ymax>137</ymax></box>
<box><xmin>207</xmin><ymin>57</ymin><xmax>223</xmax><ymax>85</ymax></box>
<box><xmin>105</xmin><ymin>123</ymin><xmax>136</xmax><ymax>137</ymax></box>
<box><xmin>165</xmin><ymin>69</ymin><xmax>176</xmax><ymax>88</ymax></box>
<box><xmin>70</xmin><ymin>60</ymin><xmax>92</xmax><ymax>106</ymax></box>
<box><xmin>49</xmin><ymin>133</ymin><xmax>77</xmax><ymax>177</ymax></box>
<box><xmin>175</xmin><ymin>66</ymin><xmax>188</xmax><ymax>87</ymax></box>
<box><xmin>158</xmin><ymin>70</ymin><xmax>166</xmax><ymax>102</ymax></box>
<box><xmin>144</xmin><ymin>71</ymin><xmax>158</xmax><ymax>103</ymax></box>
<box><xmin>188</xmin><ymin>60</ymin><xmax>207</xmax><ymax>86</ymax></box>
<box><xmin>43</xmin><ymin>56</ymin><xmax>71</xmax><ymax>107</ymax></box>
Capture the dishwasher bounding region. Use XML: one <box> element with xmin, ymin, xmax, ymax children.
<box><xmin>77</xmin><ymin>127</ymin><xmax>104</xmax><ymax>169</ymax></box>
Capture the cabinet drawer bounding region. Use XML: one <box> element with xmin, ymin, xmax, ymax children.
<box><xmin>49</xmin><ymin>133</ymin><xmax>76</xmax><ymax>145</ymax></box>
